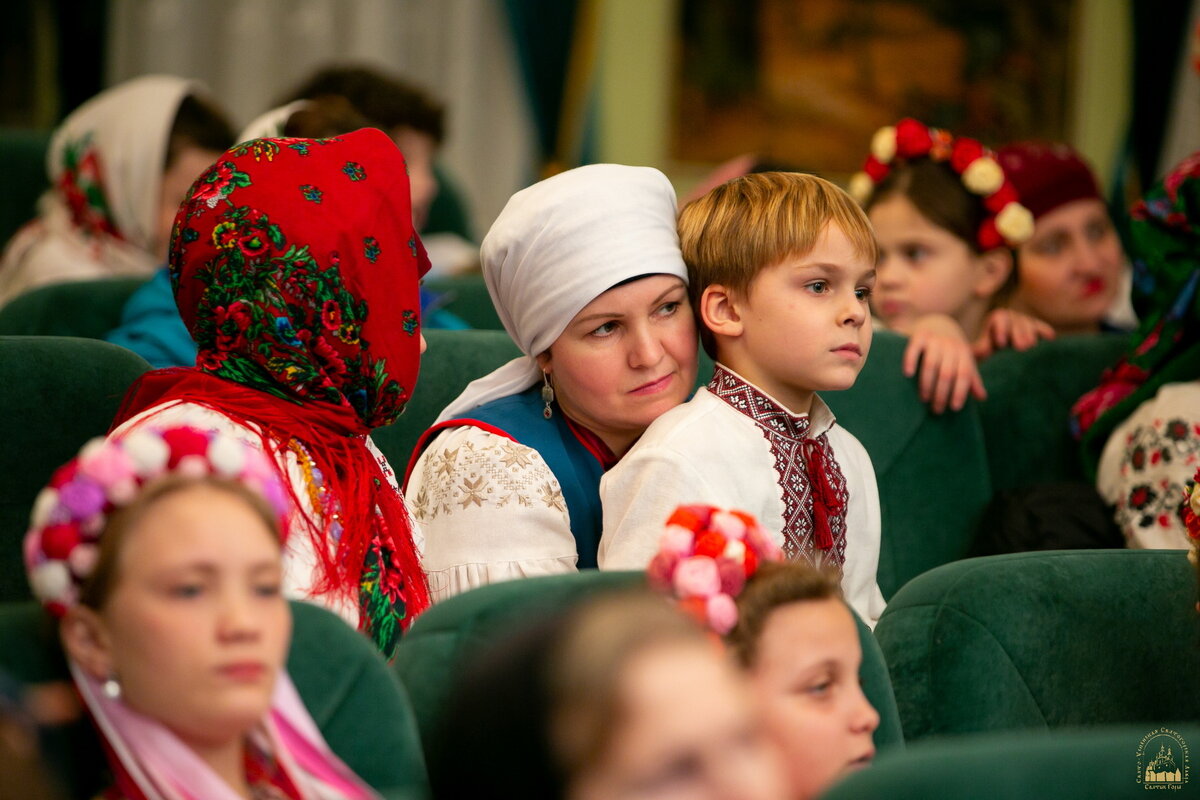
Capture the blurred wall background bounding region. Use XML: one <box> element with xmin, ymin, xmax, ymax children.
<box><xmin>2</xmin><ymin>0</ymin><xmax>1197</xmax><ymax>236</ymax></box>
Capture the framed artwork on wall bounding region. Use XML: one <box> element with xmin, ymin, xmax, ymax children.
<box><xmin>673</xmin><ymin>0</ymin><xmax>1073</xmax><ymax>174</ymax></box>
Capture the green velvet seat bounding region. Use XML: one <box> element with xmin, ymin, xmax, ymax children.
<box><xmin>0</xmin><ymin>337</ymin><xmax>150</xmax><ymax>601</ymax></box>
<box><xmin>978</xmin><ymin>333</ymin><xmax>1132</xmax><ymax>490</ymax></box>
<box><xmin>824</xmin><ymin>330</ymin><xmax>992</xmax><ymax>598</ymax></box>
<box><xmin>0</xmin><ymin>277</ymin><xmax>150</xmax><ymax>339</ymax></box>
<box><xmin>822</xmin><ymin>724</ymin><xmax>1200</xmax><ymax>799</ymax></box>
<box><xmin>393</xmin><ymin>571</ymin><xmax>904</xmax><ymax>766</ymax></box>
<box><xmin>874</xmin><ymin>549</ymin><xmax>1200</xmax><ymax>742</ymax></box>
<box><xmin>372</xmin><ymin>328</ymin><xmax>520</xmax><ymax>473</ymax></box>
<box><xmin>422</xmin><ymin>274</ymin><xmax>503</xmax><ymax>330</ymax></box>
<box><xmin>0</xmin><ymin>601</ymin><xmax>428</xmax><ymax>800</ymax></box>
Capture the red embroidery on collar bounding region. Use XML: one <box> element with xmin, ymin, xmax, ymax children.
<box><xmin>708</xmin><ymin>364</ymin><xmax>848</xmax><ymax>572</ymax></box>
<box><xmin>563</xmin><ymin>414</ymin><xmax>619</xmax><ymax>470</ymax></box>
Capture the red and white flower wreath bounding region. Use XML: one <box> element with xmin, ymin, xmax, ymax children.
<box><xmin>849</xmin><ymin>118</ymin><xmax>1035</xmax><ymax>251</ymax></box>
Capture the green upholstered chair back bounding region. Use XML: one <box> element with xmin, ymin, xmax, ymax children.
<box><xmin>0</xmin><ymin>337</ymin><xmax>150</xmax><ymax>601</ymax></box>
<box><xmin>0</xmin><ymin>277</ymin><xmax>149</xmax><ymax>339</ymax></box>
<box><xmin>822</xmin><ymin>724</ymin><xmax>1200</xmax><ymax>799</ymax></box>
<box><xmin>978</xmin><ymin>333</ymin><xmax>1131</xmax><ymax>490</ymax></box>
<box><xmin>824</xmin><ymin>331</ymin><xmax>992</xmax><ymax>598</ymax></box>
<box><xmin>422</xmin><ymin>275</ymin><xmax>503</xmax><ymax>330</ymax></box>
<box><xmin>0</xmin><ymin>601</ymin><xmax>428</xmax><ymax>800</ymax></box>
<box><xmin>875</xmin><ymin>549</ymin><xmax>1200</xmax><ymax>742</ymax></box>
<box><xmin>0</xmin><ymin>127</ymin><xmax>50</xmax><ymax>247</ymax></box>
<box><xmin>393</xmin><ymin>571</ymin><xmax>903</xmax><ymax>765</ymax></box>
<box><xmin>372</xmin><ymin>328</ymin><xmax>520</xmax><ymax>472</ymax></box>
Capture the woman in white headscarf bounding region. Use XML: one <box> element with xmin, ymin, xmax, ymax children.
<box><xmin>0</xmin><ymin>75</ymin><xmax>232</xmax><ymax>308</ymax></box>
<box><xmin>404</xmin><ymin>164</ymin><xmax>699</xmax><ymax>601</ymax></box>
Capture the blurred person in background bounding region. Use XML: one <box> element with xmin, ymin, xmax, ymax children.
<box><xmin>428</xmin><ymin>590</ymin><xmax>793</xmax><ymax>800</ymax></box>
<box><xmin>998</xmin><ymin>142</ymin><xmax>1134</xmax><ymax>334</ymax></box>
<box><xmin>0</xmin><ymin>75</ymin><xmax>233</xmax><ymax>309</ymax></box>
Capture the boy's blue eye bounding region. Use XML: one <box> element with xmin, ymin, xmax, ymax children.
<box><xmin>855</xmin><ymin>287</ymin><xmax>873</xmax><ymax>301</ymax></box>
<box><xmin>807</xmin><ymin>281</ymin><xmax>828</xmax><ymax>294</ymax></box>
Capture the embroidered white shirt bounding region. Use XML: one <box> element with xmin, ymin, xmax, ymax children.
<box><xmin>599</xmin><ymin>374</ymin><xmax>886</xmax><ymax>626</ymax></box>
<box><xmin>405</xmin><ymin>425</ymin><xmax>578</xmax><ymax>602</ymax></box>
<box><xmin>1097</xmin><ymin>380</ymin><xmax>1200</xmax><ymax>549</ymax></box>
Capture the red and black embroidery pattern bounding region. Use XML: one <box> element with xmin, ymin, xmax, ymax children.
<box><xmin>708</xmin><ymin>365</ymin><xmax>849</xmax><ymax>572</ymax></box>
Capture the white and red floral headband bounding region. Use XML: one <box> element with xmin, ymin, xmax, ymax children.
<box><xmin>849</xmin><ymin>117</ymin><xmax>1035</xmax><ymax>251</ymax></box>
<box><xmin>24</xmin><ymin>426</ymin><xmax>291</xmax><ymax>615</ymax></box>
<box><xmin>647</xmin><ymin>505</ymin><xmax>783</xmax><ymax>634</ymax></box>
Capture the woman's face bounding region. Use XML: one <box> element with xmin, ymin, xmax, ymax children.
<box><xmin>869</xmin><ymin>194</ymin><xmax>1001</xmax><ymax>336</ymax></box>
<box><xmin>1011</xmin><ymin>198</ymin><xmax>1123</xmax><ymax>334</ymax></box>
<box><xmin>570</xmin><ymin>641</ymin><xmax>790</xmax><ymax>800</ymax></box>
<box><xmin>749</xmin><ymin>599</ymin><xmax>878</xmax><ymax>800</ymax></box>
<box><xmin>68</xmin><ymin>484</ymin><xmax>290</xmax><ymax>749</ymax></box>
<box><xmin>541</xmin><ymin>275</ymin><xmax>698</xmax><ymax>455</ymax></box>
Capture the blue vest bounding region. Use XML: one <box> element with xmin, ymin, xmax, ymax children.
<box><xmin>417</xmin><ymin>387</ymin><xmax>605</xmax><ymax>568</ymax></box>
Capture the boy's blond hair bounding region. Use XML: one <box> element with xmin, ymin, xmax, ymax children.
<box><xmin>678</xmin><ymin>171</ymin><xmax>879</xmax><ymax>357</ymax></box>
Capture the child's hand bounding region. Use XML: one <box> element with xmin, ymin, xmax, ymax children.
<box><xmin>901</xmin><ymin>314</ymin><xmax>987</xmax><ymax>414</ymax></box>
<box><xmin>972</xmin><ymin>309</ymin><xmax>1055</xmax><ymax>359</ymax></box>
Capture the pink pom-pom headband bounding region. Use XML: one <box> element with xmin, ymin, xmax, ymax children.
<box><xmin>647</xmin><ymin>505</ymin><xmax>783</xmax><ymax>635</ymax></box>
<box><xmin>24</xmin><ymin>426</ymin><xmax>291</xmax><ymax>615</ymax></box>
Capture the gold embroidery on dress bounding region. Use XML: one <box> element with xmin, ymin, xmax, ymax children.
<box><xmin>410</xmin><ymin>431</ymin><xmax>567</xmax><ymax>521</ymax></box>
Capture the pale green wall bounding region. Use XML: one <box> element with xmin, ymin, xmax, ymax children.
<box><xmin>1070</xmin><ymin>0</ymin><xmax>1133</xmax><ymax>189</ymax></box>
<box><xmin>595</xmin><ymin>0</ymin><xmax>679</xmax><ymax>166</ymax></box>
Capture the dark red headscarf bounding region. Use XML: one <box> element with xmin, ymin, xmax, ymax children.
<box><xmin>112</xmin><ymin>128</ymin><xmax>430</xmax><ymax>657</ymax></box>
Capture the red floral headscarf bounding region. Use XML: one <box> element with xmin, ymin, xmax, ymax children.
<box><xmin>113</xmin><ymin>128</ymin><xmax>430</xmax><ymax>656</ymax></box>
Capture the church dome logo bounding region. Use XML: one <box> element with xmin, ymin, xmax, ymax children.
<box><xmin>1137</xmin><ymin>728</ymin><xmax>1189</xmax><ymax>789</ymax></box>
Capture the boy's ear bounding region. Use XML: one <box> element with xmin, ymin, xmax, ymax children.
<box><xmin>60</xmin><ymin>606</ymin><xmax>115</xmax><ymax>681</ymax></box>
<box><xmin>700</xmin><ymin>284</ymin><xmax>745</xmax><ymax>339</ymax></box>
<box><xmin>973</xmin><ymin>249</ymin><xmax>1013</xmax><ymax>298</ymax></box>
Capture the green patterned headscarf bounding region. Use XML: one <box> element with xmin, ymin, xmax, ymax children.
<box><xmin>1073</xmin><ymin>151</ymin><xmax>1200</xmax><ymax>474</ymax></box>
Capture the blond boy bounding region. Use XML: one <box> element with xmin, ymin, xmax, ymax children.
<box><xmin>599</xmin><ymin>172</ymin><xmax>886</xmax><ymax>625</ymax></box>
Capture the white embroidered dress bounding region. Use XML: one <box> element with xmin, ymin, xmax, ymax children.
<box><xmin>1096</xmin><ymin>381</ymin><xmax>1200</xmax><ymax>549</ymax></box>
<box><xmin>405</xmin><ymin>426</ymin><xmax>578</xmax><ymax>602</ymax></box>
<box><xmin>600</xmin><ymin>367</ymin><xmax>887</xmax><ymax>626</ymax></box>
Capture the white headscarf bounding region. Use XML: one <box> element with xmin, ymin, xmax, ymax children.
<box><xmin>237</xmin><ymin>100</ymin><xmax>311</xmax><ymax>142</ymax></box>
<box><xmin>436</xmin><ymin>164</ymin><xmax>688</xmax><ymax>422</ymax></box>
<box><xmin>0</xmin><ymin>75</ymin><xmax>201</xmax><ymax>307</ymax></box>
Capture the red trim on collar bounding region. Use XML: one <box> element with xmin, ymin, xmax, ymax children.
<box><xmin>563</xmin><ymin>415</ymin><xmax>619</xmax><ymax>470</ymax></box>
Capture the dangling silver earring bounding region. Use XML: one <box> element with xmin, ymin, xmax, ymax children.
<box><xmin>103</xmin><ymin>675</ymin><xmax>121</xmax><ymax>700</ymax></box>
<box><xmin>541</xmin><ymin>371</ymin><xmax>555</xmax><ymax>420</ymax></box>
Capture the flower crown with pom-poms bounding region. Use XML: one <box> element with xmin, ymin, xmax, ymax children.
<box><xmin>24</xmin><ymin>426</ymin><xmax>292</xmax><ymax>615</ymax></box>
<box><xmin>848</xmin><ymin>117</ymin><xmax>1036</xmax><ymax>251</ymax></box>
<box><xmin>646</xmin><ymin>505</ymin><xmax>784</xmax><ymax>635</ymax></box>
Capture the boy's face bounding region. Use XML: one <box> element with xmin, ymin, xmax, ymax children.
<box><xmin>726</xmin><ymin>224</ymin><xmax>875</xmax><ymax>412</ymax></box>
